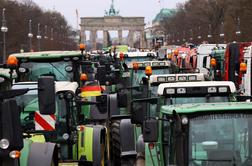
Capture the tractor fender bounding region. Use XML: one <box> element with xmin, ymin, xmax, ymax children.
<box><xmin>136</xmin><ymin>134</ymin><xmax>145</xmax><ymax>153</ymax></box>
<box><xmin>120</xmin><ymin>119</ymin><xmax>137</xmax><ymax>157</ymax></box>
<box><xmin>109</xmin><ymin>93</ymin><xmax>119</xmax><ymax>116</ymax></box>
<box><xmin>27</xmin><ymin>142</ymin><xmax>57</xmax><ymax>166</ymax></box>
<box><xmin>92</xmin><ymin>125</ymin><xmax>106</xmax><ymax>166</ymax></box>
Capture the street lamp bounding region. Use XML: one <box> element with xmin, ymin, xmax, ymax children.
<box><xmin>207</xmin><ymin>24</ymin><xmax>212</xmax><ymax>38</ymax></box>
<box><xmin>219</xmin><ymin>22</ymin><xmax>225</xmax><ymax>40</ymax></box>
<box><xmin>50</xmin><ymin>28</ymin><xmax>53</xmax><ymax>41</ymax></box>
<box><xmin>235</xmin><ymin>17</ymin><xmax>241</xmax><ymax>39</ymax></box>
<box><xmin>44</xmin><ymin>25</ymin><xmax>48</xmax><ymax>39</ymax></box>
<box><xmin>1</xmin><ymin>8</ymin><xmax>8</xmax><ymax>62</ymax></box>
<box><xmin>28</xmin><ymin>19</ymin><xmax>33</xmax><ymax>51</ymax></box>
<box><xmin>37</xmin><ymin>23</ymin><xmax>42</xmax><ymax>51</ymax></box>
<box><xmin>182</xmin><ymin>31</ymin><xmax>186</xmax><ymax>42</ymax></box>
<box><xmin>189</xmin><ymin>29</ymin><xmax>193</xmax><ymax>41</ymax></box>
<box><xmin>197</xmin><ymin>26</ymin><xmax>202</xmax><ymax>40</ymax></box>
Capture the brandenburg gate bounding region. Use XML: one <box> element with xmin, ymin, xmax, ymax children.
<box><xmin>80</xmin><ymin>0</ymin><xmax>146</xmax><ymax>50</ymax></box>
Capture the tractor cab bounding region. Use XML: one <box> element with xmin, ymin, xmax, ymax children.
<box><xmin>119</xmin><ymin>51</ymin><xmax>157</xmax><ymax>65</ymax></box>
<box><xmin>152</xmin><ymin>102</ymin><xmax>252</xmax><ymax>166</ymax></box>
<box><xmin>149</xmin><ymin>73</ymin><xmax>205</xmax><ymax>97</ymax></box>
<box><xmin>10</xmin><ymin>51</ymin><xmax>83</xmax><ymax>82</ymax></box>
<box><xmin>12</xmin><ymin>81</ymin><xmax>78</xmax><ymax>161</ymax></box>
<box><xmin>128</xmin><ymin>61</ymin><xmax>177</xmax><ymax>87</ymax></box>
<box><xmin>157</xmin><ymin>81</ymin><xmax>236</xmax><ymax>105</ymax></box>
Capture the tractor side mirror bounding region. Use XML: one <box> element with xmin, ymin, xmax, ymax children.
<box><xmin>143</xmin><ymin>119</ymin><xmax>158</xmax><ymax>142</ymax></box>
<box><xmin>1</xmin><ymin>99</ymin><xmax>23</xmax><ymax>151</ymax></box>
<box><xmin>203</xmin><ymin>56</ymin><xmax>211</xmax><ymax>69</ymax></box>
<box><xmin>131</xmin><ymin>98</ymin><xmax>158</xmax><ymax>124</ymax></box>
<box><xmin>117</xmin><ymin>91</ymin><xmax>128</xmax><ymax>107</ymax></box>
<box><xmin>96</xmin><ymin>66</ymin><xmax>107</xmax><ymax>85</ymax></box>
<box><xmin>131</xmin><ymin>100</ymin><xmax>147</xmax><ymax>124</ymax></box>
<box><xmin>96</xmin><ymin>95</ymin><xmax>108</xmax><ymax>113</ymax></box>
<box><xmin>38</xmin><ymin>76</ymin><xmax>55</xmax><ymax>115</ymax></box>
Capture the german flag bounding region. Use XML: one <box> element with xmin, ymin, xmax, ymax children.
<box><xmin>81</xmin><ymin>81</ymin><xmax>103</xmax><ymax>97</ymax></box>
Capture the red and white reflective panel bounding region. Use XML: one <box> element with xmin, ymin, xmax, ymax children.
<box><xmin>34</xmin><ymin>111</ymin><xmax>56</xmax><ymax>131</ymax></box>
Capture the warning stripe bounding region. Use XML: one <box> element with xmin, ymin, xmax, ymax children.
<box><xmin>34</xmin><ymin>112</ymin><xmax>55</xmax><ymax>131</ymax></box>
<box><xmin>50</xmin><ymin>114</ymin><xmax>56</xmax><ymax>120</ymax></box>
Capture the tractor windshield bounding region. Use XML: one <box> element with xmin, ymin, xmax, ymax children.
<box><xmin>189</xmin><ymin>113</ymin><xmax>252</xmax><ymax>166</ymax></box>
<box><xmin>124</xmin><ymin>57</ymin><xmax>154</xmax><ymax>65</ymax></box>
<box><xmin>164</xmin><ymin>96</ymin><xmax>229</xmax><ymax>105</ymax></box>
<box><xmin>12</xmin><ymin>84</ymin><xmax>68</xmax><ymax>130</ymax></box>
<box><xmin>132</xmin><ymin>68</ymin><xmax>171</xmax><ymax>86</ymax></box>
<box><xmin>18</xmin><ymin>61</ymin><xmax>74</xmax><ymax>81</ymax></box>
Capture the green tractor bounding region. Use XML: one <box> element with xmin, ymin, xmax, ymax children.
<box><xmin>76</xmin><ymin>62</ymin><xmax>137</xmax><ymax>165</ymax></box>
<box><xmin>9</xmin><ymin>51</ymin><xmax>83</xmax><ymax>82</ymax></box>
<box><xmin>131</xmin><ymin>81</ymin><xmax>238</xmax><ymax>165</ymax></box>
<box><xmin>128</xmin><ymin>61</ymin><xmax>178</xmax><ymax>87</ymax></box>
<box><xmin>11</xmin><ymin>79</ymin><xmax>86</xmax><ymax>165</ymax></box>
<box><xmin>142</xmin><ymin>102</ymin><xmax>252</xmax><ymax>166</ymax></box>
<box><xmin>0</xmin><ymin>76</ymin><xmax>56</xmax><ymax>166</ymax></box>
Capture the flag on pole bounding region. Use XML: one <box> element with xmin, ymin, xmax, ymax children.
<box><xmin>81</xmin><ymin>81</ymin><xmax>103</xmax><ymax>97</ymax></box>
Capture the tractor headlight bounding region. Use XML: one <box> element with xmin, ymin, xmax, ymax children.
<box><xmin>157</xmin><ymin>76</ymin><xmax>166</xmax><ymax>82</ymax></box>
<box><xmin>208</xmin><ymin>87</ymin><xmax>217</xmax><ymax>93</ymax></box>
<box><xmin>0</xmin><ymin>138</ymin><xmax>9</xmax><ymax>149</ymax></box>
<box><xmin>166</xmin><ymin>88</ymin><xmax>175</xmax><ymax>94</ymax></box>
<box><xmin>218</xmin><ymin>87</ymin><xmax>228</xmax><ymax>93</ymax></box>
<box><xmin>177</xmin><ymin>88</ymin><xmax>186</xmax><ymax>94</ymax></box>
<box><xmin>167</xmin><ymin>76</ymin><xmax>176</xmax><ymax>82</ymax></box>
<box><xmin>62</xmin><ymin>133</ymin><xmax>70</xmax><ymax>140</ymax></box>
<box><xmin>178</xmin><ymin>76</ymin><xmax>187</xmax><ymax>81</ymax></box>
<box><xmin>188</xmin><ymin>75</ymin><xmax>197</xmax><ymax>81</ymax></box>
<box><xmin>181</xmin><ymin>116</ymin><xmax>188</xmax><ymax>125</ymax></box>
<box><xmin>66</xmin><ymin>92</ymin><xmax>74</xmax><ymax>100</ymax></box>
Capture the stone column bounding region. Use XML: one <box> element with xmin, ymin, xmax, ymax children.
<box><xmin>118</xmin><ymin>29</ymin><xmax>123</xmax><ymax>45</ymax></box>
<box><xmin>90</xmin><ymin>30</ymin><xmax>97</xmax><ymax>50</ymax></box>
<box><xmin>80</xmin><ymin>28</ymin><xmax>86</xmax><ymax>43</ymax></box>
<box><xmin>140</xmin><ymin>31</ymin><xmax>146</xmax><ymax>48</ymax></box>
<box><xmin>128</xmin><ymin>30</ymin><xmax>134</xmax><ymax>48</ymax></box>
<box><xmin>103</xmin><ymin>30</ymin><xmax>108</xmax><ymax>48</ymax></box>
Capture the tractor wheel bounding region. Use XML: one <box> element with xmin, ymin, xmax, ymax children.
<box><xmin>110</xmin><ymin>120</ymin><xmax>136</xmax><ymax>166</ymax></box>
<box><xmin>111</xmin><ymin>120</ymin><xmax>121</xmax><ymax>165</ymax></box>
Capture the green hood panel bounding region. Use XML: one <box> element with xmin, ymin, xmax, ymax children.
<box><xmin>161</xmin><ymin>102</ymin><xmax>252</xmax><ymax>115</ymax></box>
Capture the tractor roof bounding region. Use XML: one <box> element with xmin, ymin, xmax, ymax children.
<box><xmin>161</xmin><ymin>102</ymin><xmax>252</xmax><ymax>115</ymax></box>
<box><xmin>150</xmin><ymin>73</ymin><xmax>205</xmax><ymax>84</ymax></box>
<box><xmin>10</xmin><ymin>51</ymin><xmax>82</xmax><ymax>60</ymax></box>
<box><xmin>157</xmin><ymin>81</ymin><xmax>236</xmax><ymax>96</ymax></box>
<box><xmin>12</xmin><ymin>81</ymin><xmax>78</xmax><ymax>93</ymax></box>
<box><xmin>122</xmin><ymin>51</ymin><xmax>156</xmax><ymax>58</ymax></box>
<box><xmin>128</xmin><ymin>60</ymin><xmax>171</xmax><ymax>68</ymax></box>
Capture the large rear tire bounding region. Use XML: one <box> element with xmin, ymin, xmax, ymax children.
<box><xmin>110</xmin><ymin>120</ymin><xmax>136</xmax><ymax>166</ymax></box>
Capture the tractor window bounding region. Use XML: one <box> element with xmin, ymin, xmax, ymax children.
<box><xmin>132</xmin><ymin>68</ymin><xmax>171</xmax><ymax>86</ymax></box>
<box><xmin>189</xmin><ymin>113</ymin><xmax>252</xmax><ymax>166</ymax></box>
<box><xmin>19</xmin><ymin>61</ymin><xmax>73</xmax><ymax>81</ymax></box>
<box><xmin>165</xmin><ymin>96</ymin><xmax>229</xmax><ymax>105</ymax></box>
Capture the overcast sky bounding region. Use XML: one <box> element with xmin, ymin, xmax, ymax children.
<box><xmin>32</xmin><ymin>0</ymin><xmax>187</xmax><ymax>28</ymax></box>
